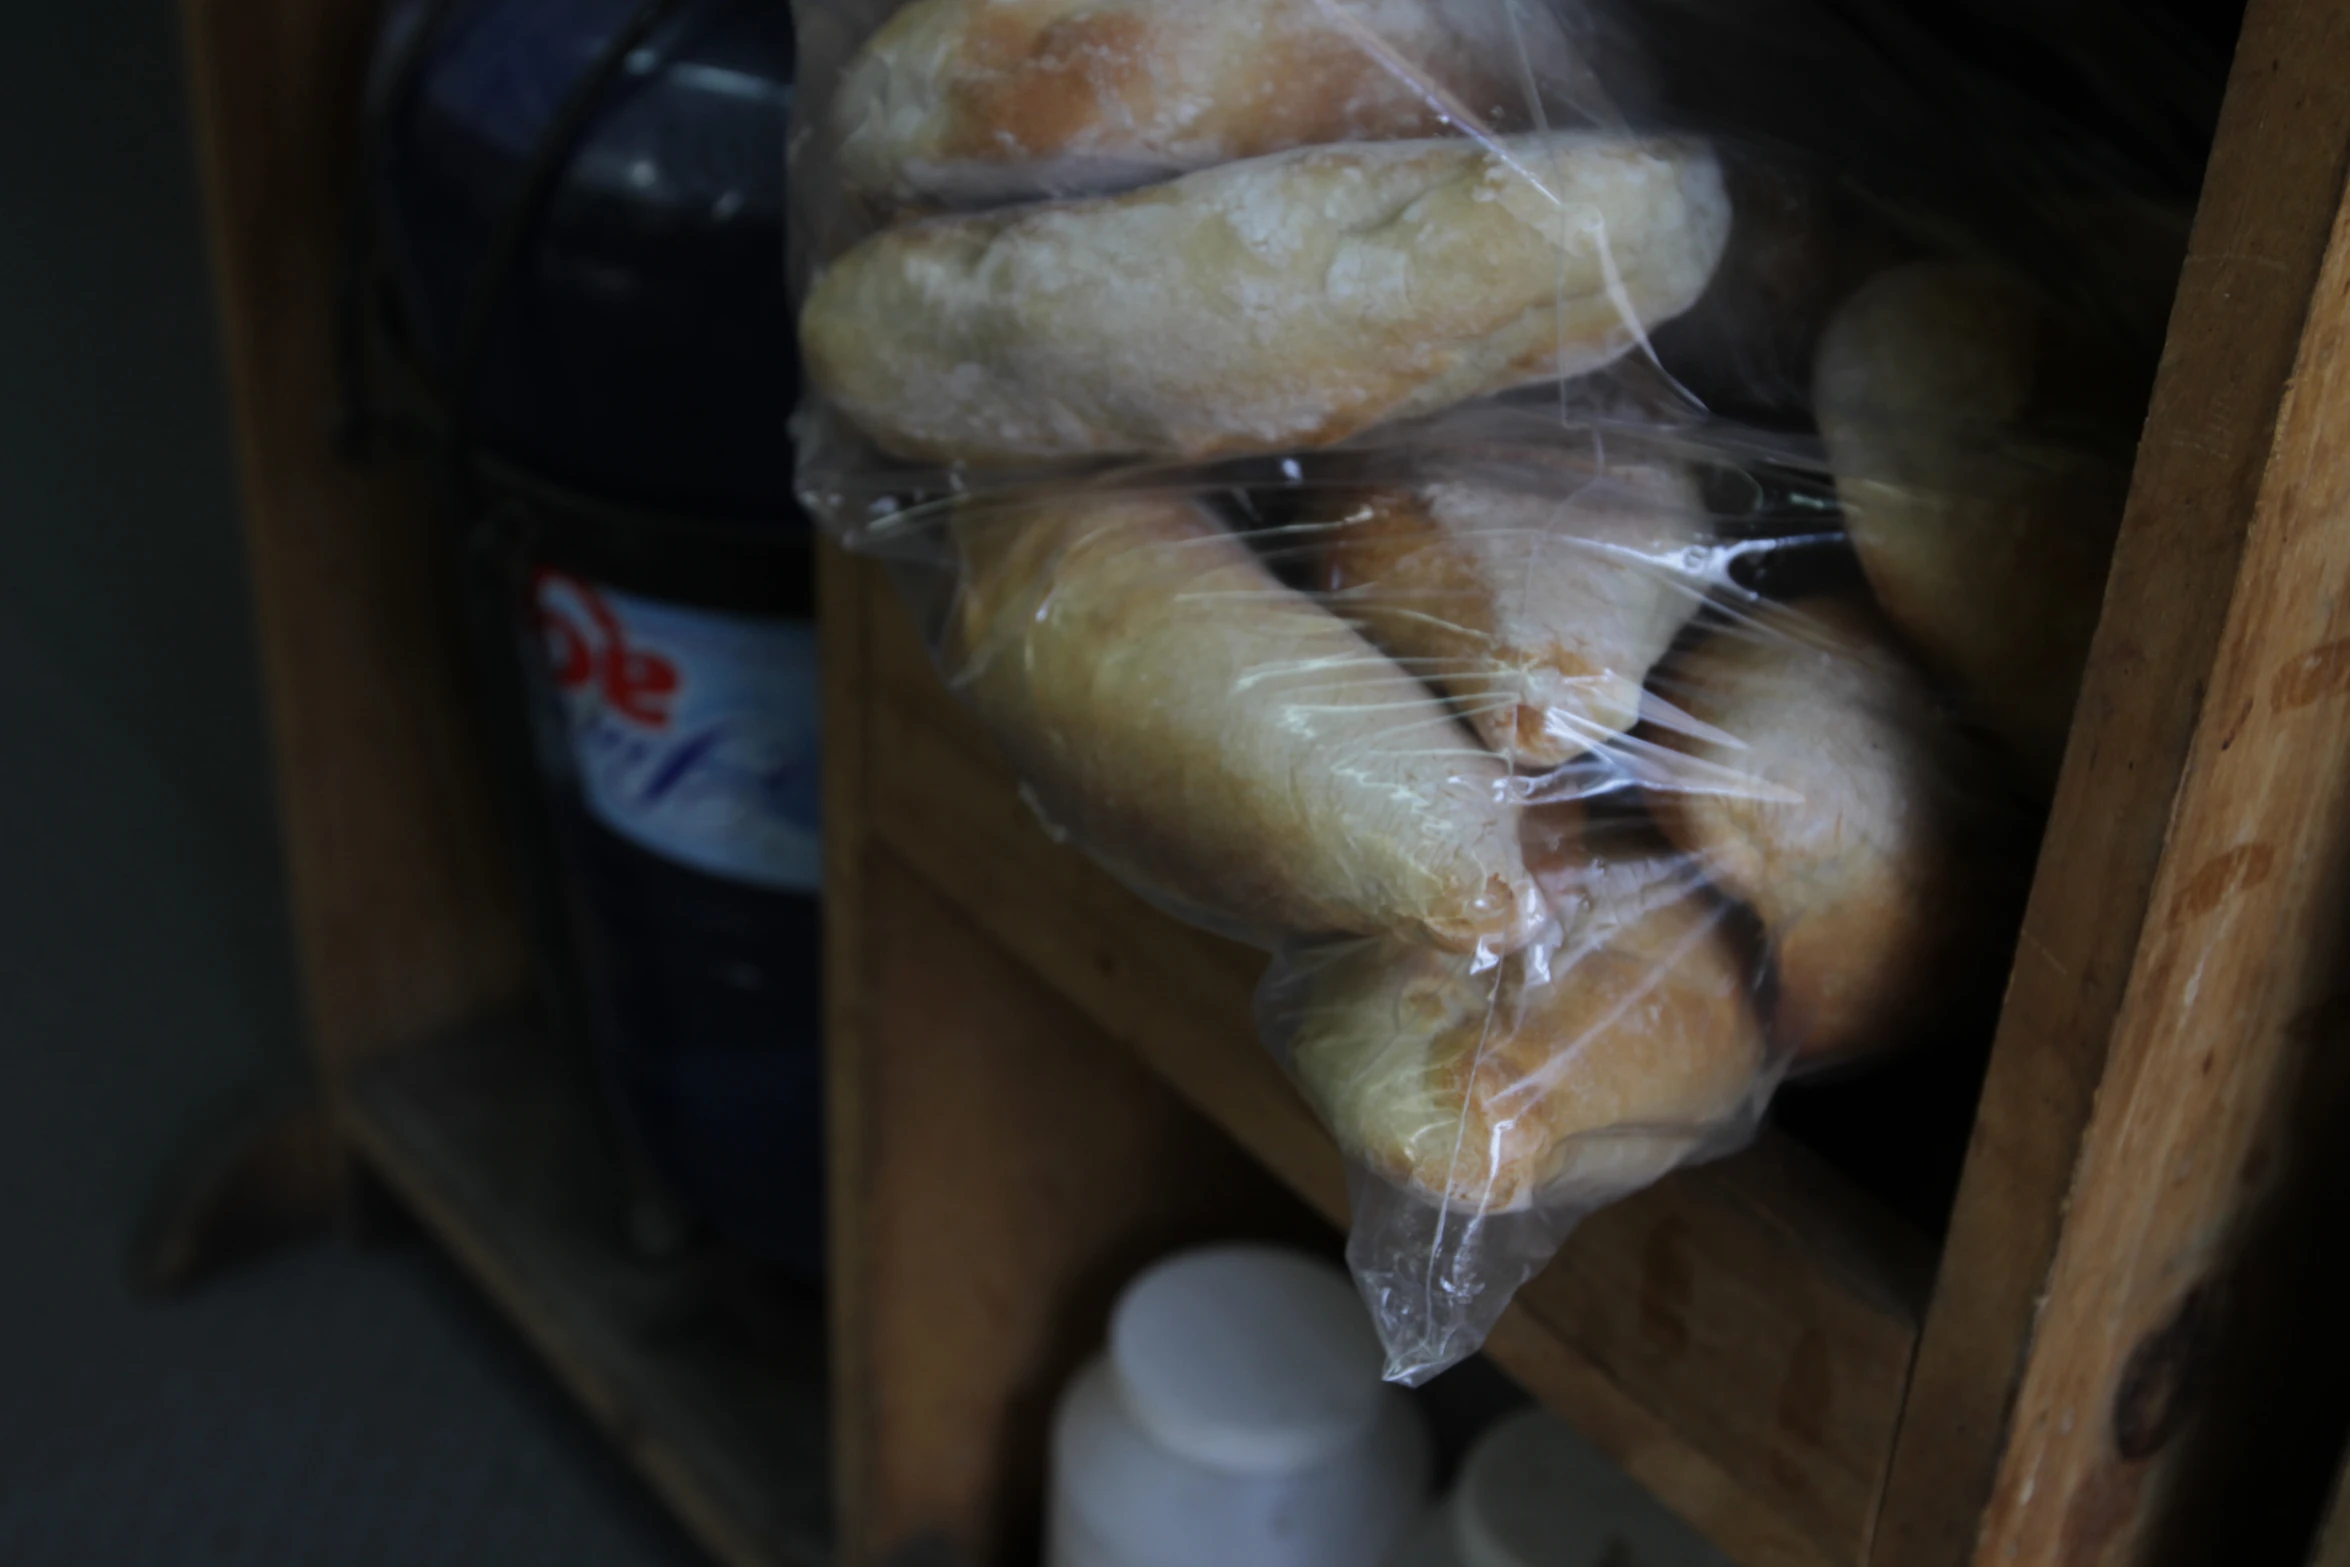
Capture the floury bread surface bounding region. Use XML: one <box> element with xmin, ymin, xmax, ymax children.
<box><xmin>832</xmin><ymin>0</ymin><xmax>1529</xmax><ymax>205</ymax></box>
<box><xmin>801</xmin><ymin>133</ymin><xmax>1732</xmax><ymax>463</ymax></box>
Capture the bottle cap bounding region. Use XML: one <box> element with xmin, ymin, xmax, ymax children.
<box><xmin>1452</xmin><ymin>1407</ymin><xmax>1730</xmax><ymax>1567</ymax></box>
<box><xmin>1108</xmin><ymin>1245</ymin><xmax>1384</xmax><ymax>1475</ymax></box>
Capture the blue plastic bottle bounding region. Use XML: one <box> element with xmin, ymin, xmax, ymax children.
<box><xmin>371</xmin><ymin>0</ymin><xmax>822</xmax><ymax>1272</ymax></box>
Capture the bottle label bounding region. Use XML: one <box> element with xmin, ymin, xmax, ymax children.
<box><xmin>534</xmin><ymin>569</ymin><xmax>821</xmax><ymax>893</ymax></box>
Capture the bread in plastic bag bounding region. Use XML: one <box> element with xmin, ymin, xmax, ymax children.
<box><xmin>788</xmin><ymin>0</ymin><xmax>2217</xmax><ymax>1380</ymax></box>
<box><xmin>947</xmin><ymin>490</ymin><xmax>1546</xmax><ymax>952</ymax></box>
<box><xmin>802</xmin><ymin>133</ymin><xmax>1731</xmax><ymax>463</ymax></box>
<box><xmin>1644</xmin><ymin>599</ymin><xmax>1984</xmax><ymax>1066</ymax></box>
<box><xmin>1813</xmin><ymin>262</ymin><xmax>2145</xmax><ymax>786</ymax></box>
<box><xmin>1316</xmin><ymin>461</ymin><xmax>1709</xmax><ymax>768</ymax></box>
<box><xmin>830</xmin><ymin>0</ymin><xmax>1547</xmax><ymax>207</ymax></box>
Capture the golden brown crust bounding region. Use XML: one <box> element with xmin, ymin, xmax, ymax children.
<box><xmin>1286</xmin><ymin>816</ymin><xmax>1762</xmax><ymax>1211</ymax></box>
<box><xmin>833</xmin><ymin>0</ymin><xmax>1520</xmax><ymax>206</ymax></box>
<box><xmin>940</xmin><ymin>6</ymin><xmax>1451</xmax><ymax>162</ymax></box>
<box><xmin>1319</xmin><ymin>466</ymin><xmax>1708</xmax><ymax>768</ymax></box>
<box><xmin>1322</xmin><ymin>488</ymin><xmax>1498</xmax><ymax>681</ymax></box>
<box><xmin>1642</xmin><ymin>600</ymin><xmax>1973</xmax><ymax>1064</ymax></box>
<box><xmin>948</xmin><ymin>491</ymin><xmax>1546</xmax><ymax>952</ymax></box>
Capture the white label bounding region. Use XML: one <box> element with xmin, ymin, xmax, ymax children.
<box><xmin>534</xmin><ymin>568</ymin><xmax>821</xmax><ymax>893</ymax></box>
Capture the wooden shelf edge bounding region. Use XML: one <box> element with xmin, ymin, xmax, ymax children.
<box><xmin>340</xmin><ymin>1023</ymin><xmax>829</xmax><ymax>1567</ymax></box>
<box><xmin>1479</xmin><ymin>1308</ymin><xmax>1850</xmax><ymax>1567</ymax></box>
<box><xmin>874</xmin><ymin>803</ymin><xmax>1857</xmax><ymax>1567</ymax></box>
<box><xmin>2309</xmin><ymin>1442</ymin><xmax>2350</xmax><ymax>1567</ymax></box>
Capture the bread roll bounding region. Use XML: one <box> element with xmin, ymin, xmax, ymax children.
<box><xmin>1642</xmin><ymin>601</ymin><xmax>1971</xmax><ymax>1064</ymax></box>
<box><xmin>832</xmin><ymin>0</ymin><xmax>1522</xmax><ymax>207</ymax></box>
<box><xmin>950</xmin><ymin>492</ymin><xmax>1546</xmax><ymax>952</ymax></box>
<box><xmin>1284</xmin><ymin>812</ymin><xmax>1762</xmax><ymax>1212</ymax></box>
<box><xmin>1319</xmin><ymin>463</ymin><xmax>1709</xmax><ymax>769</ymax></box>
<box><xmin>802</xmin><ymin>133</ymin><xmax>1732</xmax><ymax>464</ymax></box>
<box><xmin>1646</xmin><ymin>154</ymin><xmax>1906</xmax><ymax>422</ymax></box>
<box><xmin>1814</xmin><ymin>263</ymin><xmax>2135</xmax><ymax>787</ymax></box>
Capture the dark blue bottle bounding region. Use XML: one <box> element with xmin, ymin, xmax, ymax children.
<box><xmin>372</xmin><ymin>0</ymin><xmax>822</xmax><ymax>1273</ymax></box>
<box><xmin>377</xmin><ymin>0</ymin><xmax>800</xmax><ymax>517</ymax></box>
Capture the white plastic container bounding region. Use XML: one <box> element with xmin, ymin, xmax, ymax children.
<box><xmin>1046</xmin><ymin>1245</ymin><xmax>1433</xmax><ymax>1567</ymax></box>
<box><xmin>1392</xmin><ymin>1407</ymin><xmax>1732</xmax><ymax>1567</ymax></box>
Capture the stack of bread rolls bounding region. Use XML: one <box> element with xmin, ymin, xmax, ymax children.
<box><xmin>797</xmin><ymin>0</ymin><xmax>2133</xmax><ymax>1229</ymax></box>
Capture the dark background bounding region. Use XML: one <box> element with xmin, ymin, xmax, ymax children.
<box><xmin>0</xmin><ymin>1</ymin><xmax>697</xmax><ymax>1559</ymax></box>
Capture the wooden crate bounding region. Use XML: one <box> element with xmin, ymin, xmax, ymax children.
<box><xmin>181</xmin><ymin>0</ymin><xmax>2350</xmax><ymax>1564</ymax></box>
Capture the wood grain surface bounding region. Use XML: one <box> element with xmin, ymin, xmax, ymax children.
<box><xmin>179</xmin><ymin>0</ymin><xmax>528</xmax><ymax>1093</ymax></box>
<box><xmin>1870</xmin><ymin>4</ymin><xmax>2350</xmax><ymax>1562</ymax></box>
<box><xmin>1967</xmin><ymin>144</ymin><xmax>2350</xmax><ymax>1567</ymax></box>
<box><xmin>2309</xmin><ymin>1450</ymin><xmax>2350</xmax><ymax>1567</ymax></box>
<box><xmin>836</xmin><ymin>841</ymin><xmax>1334</xmax><ymax>1565</ymax></box>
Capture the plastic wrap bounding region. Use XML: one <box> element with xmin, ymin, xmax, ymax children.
<box><xmin>786</xmin><ymin>0</ymin><xmax>2218</xmax><ymax>1379</ymax></box>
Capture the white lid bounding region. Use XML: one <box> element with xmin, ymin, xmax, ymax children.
<box><xmin>1452</xmin><ymin>1409</ymin><xmax>1730</xmax><ymax>1567</ymax></box>
<box><xmin>1107</xmin><ymin>1245</ymin><xmax>1385</xmax><ymax>1476</ymax></box>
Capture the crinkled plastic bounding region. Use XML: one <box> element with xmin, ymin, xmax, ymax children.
<box><xmin>786</xmin><ymin>0</ymin><xmax>2220</xmax><ymax>1380</ymax></box>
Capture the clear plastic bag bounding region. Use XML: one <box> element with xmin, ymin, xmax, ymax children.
<box><xmin>786</xmin><ymin>0</ymin><xmax>2217</xmax><ymax>1379</ymax></box>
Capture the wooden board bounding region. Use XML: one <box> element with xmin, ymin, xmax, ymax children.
<box><xmin>1966</xmin><ymin>143</ymin><xmax>2350</xmax><ymax>1567</ymax></box>
<box><xmin>344</xmin><ymin>1023</ymin><xmax>830</xmax><ymax>1567</ymax></box>
<box><xmin>179</xmin><ymin>0</ymin><xmax>529</xmax><ymax>1097</ymax></box>
<box><xmin>833</xmin><ymin>842</ymin><xmax>1338</xmax><ymax>1566</ymax></box>
<box><xmin>826</xmin><ymin>537</ymin><xmax>1341</xmax><ymax>1566</ymax></box>
<box><xmin>833</xmin><ymin>549</ymin><xmax>1932</xmax><ymax>1567</ymax></box>
<box><xmin>820</xmin><ymin>456</ymin><xmax>880</xmax><ymax>1567</ymax></box>
<box><xmin>2309</xmin><ymin>1448</ymin><xmax>2350</xmax><ymax>1567</ymax></box>
<box><xmin>1870</xmin><ymin>4</ymin><xmax>2350</xmax><ymax>1562</ymax></box>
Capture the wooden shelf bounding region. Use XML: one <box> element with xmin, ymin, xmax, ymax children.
<box><xmin>837</xmin><ymin>553</ymin><xmax>1932</xmax><ymax>1567</ymax></box>
<box><xmin>185</xmin><ymin>0</ymin><xmax>2350</xmax><ymax>1561</ymax></box>
<box><xmin>343</xmin><ymin>1024</ymin><xmax>830</xmax><ymax>1567</ymax></box>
